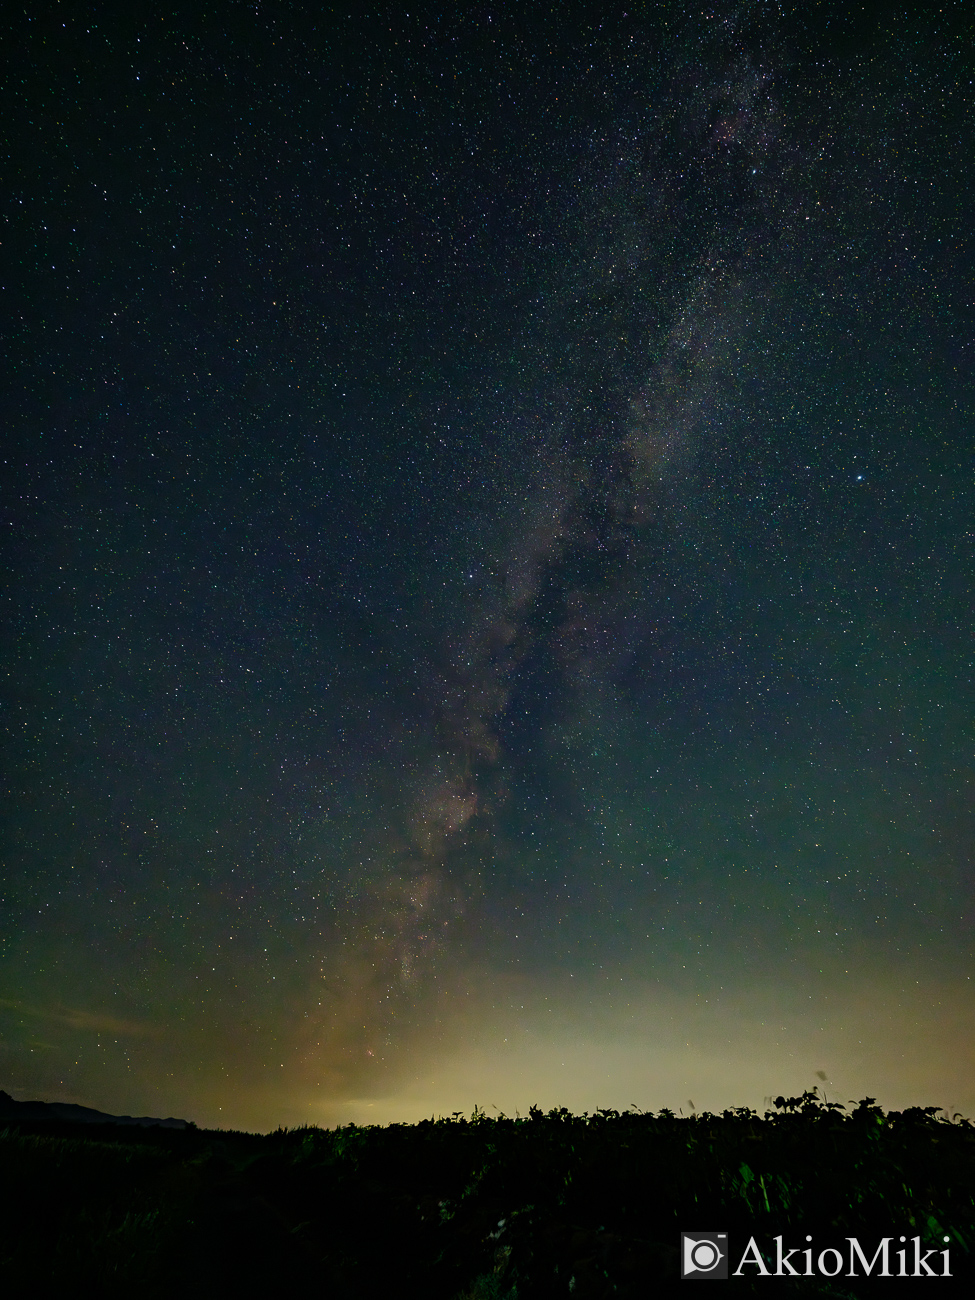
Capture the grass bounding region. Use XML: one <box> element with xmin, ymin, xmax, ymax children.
<box><xmin>0</xmin><ymin>1091</ymin><xmax>971</xmax><ymax>1296</ymax></box>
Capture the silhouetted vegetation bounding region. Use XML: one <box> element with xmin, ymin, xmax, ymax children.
<box><xmin>1</xmin><ymin>1092</ymin><xmax>971</xmax><ymax>1296</ymax></box>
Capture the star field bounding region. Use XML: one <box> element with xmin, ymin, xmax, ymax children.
<box><xmin>1</xmin><ymin>2</ymin><xmax>972</xmax><ymax>1130</ymax></box>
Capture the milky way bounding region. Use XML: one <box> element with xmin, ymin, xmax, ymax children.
<box><xmin>322</xmin><ymin>15</ymin><xmax>790</xmax><ymax>1063</ymax></box>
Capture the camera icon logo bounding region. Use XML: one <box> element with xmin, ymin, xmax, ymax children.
<box><xmin>681</xmin><ymin>1232</ymin><xmax>729</xmax><ymax>1279</ymax></box>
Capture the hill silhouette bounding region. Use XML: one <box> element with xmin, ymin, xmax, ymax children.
<box><xmin>0</xmin><ymin>1088</ymin><xmax>189</xmax><ymax>1129</ymax></box>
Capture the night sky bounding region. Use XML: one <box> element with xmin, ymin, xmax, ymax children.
<box><xmin>3</xmin><ymin>3</ymin><xmax>972</xmax><ymax>1133</ymax></box>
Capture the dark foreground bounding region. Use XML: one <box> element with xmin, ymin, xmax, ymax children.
<box><xmin>1</xmin><ymin>1093</ymin><xmax>972</xmax><ymax>1297</ymax></box>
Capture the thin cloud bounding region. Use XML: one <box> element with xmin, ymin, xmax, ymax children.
<box><xmin>0</xmin><ymin>998</ymin><xmax>161</xmax><ymax>1038</ymax></box>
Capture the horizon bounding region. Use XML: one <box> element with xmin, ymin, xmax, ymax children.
<box><xmin>3</xmin><ymin>1075</ymin><xmax>972</xmax><ymax>1135</ymax></box>
<box><xmin>4</xmin><ymin>966</ymin><xmax>973</xmax><ymax>1132</ymax></box>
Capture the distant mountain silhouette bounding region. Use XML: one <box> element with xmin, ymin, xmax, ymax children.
<box><xmin>0</xmin><ymin>1089</ymin><xmax>190</xmax><ymax>1129</ymax></box>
